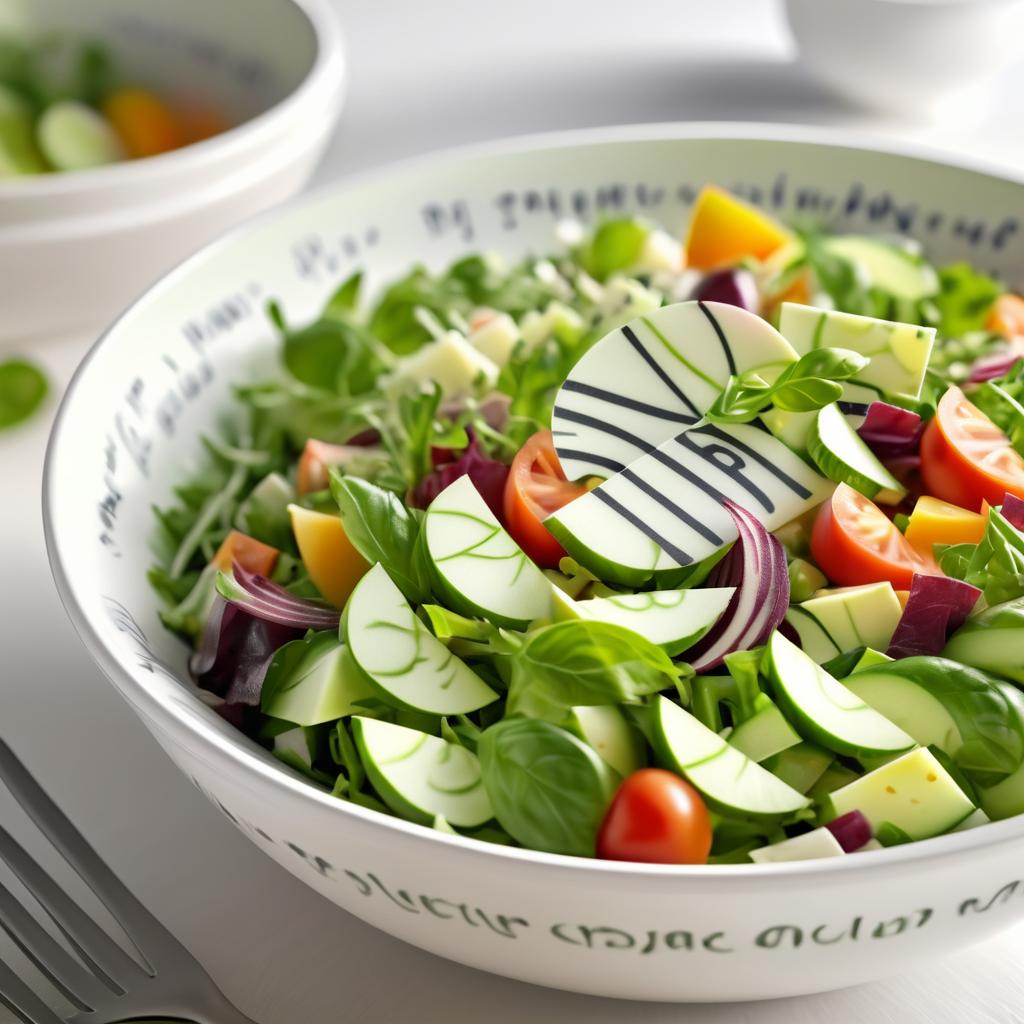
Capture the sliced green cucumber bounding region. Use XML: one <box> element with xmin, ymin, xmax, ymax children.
<box><xmin>784</xmin><ymin>583</ymin><xmax>903</xmax><ymax>664</ymax></box>
<box><xmin>778</xmin><ymin>300</ymin><xmax>935</xmax><ymax>402</ymax></box>
<box><xmin>728</xmin><ymin>700</ymin><xmax>802</xmax><ymax>762</ymax></box>
<box><xmin>546</xmin><ymin>419</ymin><xmax>832</xmax><ymax>587</ymax></box>
<box><xmin>36</xmin><ymin>99</ymin><xmax>124</xmax><ymax>171</ymax></box>
<box><xmin>821</xmin><ymin>237</ymin><xmax>939</xmax><ymax>303</ymax></box>
<box><xmin>765</xmin><ymin>631</ymin><xmax>915</xmax><ymax>758</ymax></box>
<box><xmin>352</xmin><ymin>716</ymin><xmax>492</xmax><ymax>827</ymax></box>
<box><xmin>569</xmin><ymin>705</ymin><xmax>646</xmax><ymax>777</ymax></box>
<box><xmin>762</xmin><ymin>742</ymin><xmax>833</xmax><ymax>794</ymax></box>
<box><xmin>424</xmin><ymin>475</ymin><xmax>551</xmax><ymax>628</ymax></box>
<box><xmin>826</xmin><ymin>747</ymin><xmax>975</xmax><ymax>841</ymax></box>
<box><xmin>809</xmin><ymin>762</ymin><xmax>860</xmax><ymax>802</ymax></box>
<box><xmin>263</xmin><ymin>635</ymin><xmax>375</xmax><ymax>726</ymax></box>
<box><xmin>651</xmin><ymin>696</ymin><xmax>809</xmax><ymax>819</ymax></box>
<box><xmin>943</xmin><ymin>597</ymin><xmax>1024</xmax><ymax>684</ymax></box>
<box><xmin>554</xmin><ymin>586</ymin><xmax>734</xmax><ymax>656</ymax></box>
<box><xmin>808</xmin><ymin>403</ymin><xmax>907</xmax><ymax>505</ymax></box>
<box><xmin>343</xmin><ymin>563</ymin><xmax>498</xmax><ymax>715</ymax></box>
<box><xmin>980</xmin><ymin>761</ymin><xmax>1024</xmax><ymax>820</ymax></box>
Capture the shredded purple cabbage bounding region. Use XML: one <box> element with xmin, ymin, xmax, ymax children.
<box><xmin>1002</xmin><ymin>493</ymin><xmax>1024</xmax><ymax>531</ymax></box>
<box><xmin>857</xmin><ymin>402</ymin><xmax>924</xmax><ymax>459</ymax></box>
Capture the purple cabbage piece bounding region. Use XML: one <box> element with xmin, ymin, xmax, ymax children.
<box><xmin>825</xmin><ymin>810</ymin><xmax>873</xmax><ymax>853</ymax></box>
<box><xmin>227</xmin><ymin>562</ymin><xmax>340</xmax><ymax>630</ymax></box>
<box><xmin>413</xmin><ymin>427</ymin><xmax>510</xmax><ymax>520</ymax></box>
<box><xmin>690</xmin><ymin>268</ymin><xmax>759</xmax><ymax>313</ymax></box>
<box><xmin>886</xmin><ymin>573</ymin><xmax>982</xmax><ymax>659</ymax></box>
<box><xmin>1002</xmin><ymin>493</ymin><xmax>1024</xmax><ymax>531</ymax></box>
<box><xmin>191</xmin><ymin>597</ymin><xmax>302</xmax><ymax>706</ymax></box>
<box><xmin>857</xmin><ymin>402</ymin><xmax>924</xmax><ymax>460</ymax></box>
<box><xmin>968</xmin><ymin>354</ymin><xmax>1023</xmax><ymax>383</ymax></box>
<box><xmin>686</xmin><ymin>501</ymin><xmax>790</xmax><ymax>672</ymax></box>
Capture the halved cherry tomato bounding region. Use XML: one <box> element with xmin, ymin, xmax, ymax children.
<box><xmin>597</xmin><ymin>769</ymin><xmax>712</xmax><ymax>865</ymax></box>
<box><xmin>811</xmin><ymin>484</ymin><xmax>940</xmax><ymax>589</ymax></box>
<box><xmin>297</xmin><ymin>438</ymin><xmax>365</xmax><ymax>495</ymax></box>
<box><xmin>102</xmin><ymin>87</ymin><xmax>185</xmax><ymax>158</ymax></box>
<box><xmin>920</xmin><ymin>386</ymin><xmax>1024</xmax><ymax>510</ymax></box>
<box><xmin>211</xmin><ymin>529</ymin><xmax>279</xmax><ymax>576</ymax></box>
<box><xmin>504</xmin><ymin>430</ymin><xmax>588</xmax><ymax>568</ymax></box>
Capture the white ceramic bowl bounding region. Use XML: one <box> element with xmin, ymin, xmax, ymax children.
<box><xmin>784</xmin><ymin>0</ymin><xmax>1024</xmax><ymax>115</ymax></box>
<box><xmin>0</xmin><ymin>0</ymin><xmax>346</xmax><ymax>344</ymax></box>
<box><xmin>44</xmin><ymin>125</ymin><xmax>1024</xmax><ymax>1003</ymax></box>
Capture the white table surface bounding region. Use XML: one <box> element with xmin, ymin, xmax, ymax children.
<box><xmin>3</xmin><ymin>1</ymin><xmax>1024</xmax><ymax>1020</ymax></box>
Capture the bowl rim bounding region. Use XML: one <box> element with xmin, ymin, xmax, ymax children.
<box><xmin>44</xmin><ymin>120</ymin><xmax>1024</xmax><ymax>883</ymax></box>
<box><xmin>0</xmin><ymin>0</ymin><xmax>345</xmax><ymax>200</ymax></box>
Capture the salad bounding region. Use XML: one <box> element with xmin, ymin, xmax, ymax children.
<box><xmin>1</xmin><ymin>34</ymin><xmax>228</xmax><ymax>176</ymax></box>
<box><xmin>151</xmin><ymin>185</ymin><xmax>1024</xmax><ymax>865</ymax></box>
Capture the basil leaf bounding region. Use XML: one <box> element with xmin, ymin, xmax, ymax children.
<box><xmin>329</xmin><ymin>473</ymin><xmax>430</xmax><ymax>604</ymax></box>
<box><xmin>0</xmin><ymin>358</ymin><xmax>48</xmax><ymax>430</ymax></box>
<box><xmin>772</xmin><ymin>377</ymin><xmax>845</xmax><ymax>412</ymax></box>
<box><xmin>774</xmin><ymin>346</ymin><xmax>868</xmax><ymax>386</ymax></box>
<box><xmin>478</xmin><ymin>717</ymin><xmax>618</xmax><ymax>856</ymax></box>
<box><xmin>281</xmin><ymin>317</ymin><xmax>386</xmax><ymax>396</ymax></box>
<box><xmin>506</xmin><ymin>620</ymin><xmax>681</xmax><ymax>722</ymax></box>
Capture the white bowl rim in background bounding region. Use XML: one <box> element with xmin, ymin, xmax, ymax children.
<box><xmin>42</xmin><ymin>120</ymin><xmax>1024</xmax><ymax>887</ymax></box>
<box><xmin>0</xmin><ymin>0</ymin><xmax>345</xmax><ymax>204</ymax></box>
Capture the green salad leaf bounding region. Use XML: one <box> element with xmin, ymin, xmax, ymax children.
<box><xmin>329</xmin><ymin>473</ymin><xmax>431</xmax><ymax>604</ymax></box>
<box><xmin>933</xmin><ymin>262</ymin><xmax>1003</xmax><ymax>338</ymax></box>
<box><xmin>478</xmin><ymin>717</ymin><xmax>619</xmax><ymax>856</ymax></box>
<box><xmin>506</xmin><ymin>620</ymin><xmax>683</xmax><ymax>723</ymax></box>
<box><xmin>940</xmin><ymin>506</ymin><xmax>1024</xmax><ymax>606</ymax></box>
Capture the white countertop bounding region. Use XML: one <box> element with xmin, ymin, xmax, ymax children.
<box><xmin>3</xmin><ymin>1</ymin><xmax>1024</xmax><ymax>1020</ymax></box>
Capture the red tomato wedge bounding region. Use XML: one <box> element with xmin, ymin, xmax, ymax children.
<box><xmin>597</xmin><ymin>769</ymin><xmax>712</xmax><ymax>865</ymax></box>
<box><xmin>504</xmin><ymin>430</ymin><xmax>588</xmax><ymax>568</ymax></box>
<box><xmin>921</xmin><ymin>386</ymin><xmax>1024</xmax><ymax>510</ymax></box>
<box><xmin>811</xmin><ymin>484</ymin><xmax>940</xmax><ymax>590</ymax></box>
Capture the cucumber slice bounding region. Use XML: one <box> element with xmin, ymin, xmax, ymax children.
<box><xmin>765</xmin><ymin>632</ymin><xmax>915</xmax><ymax>758</ymax></box>
<box><xmin>36</xmin><ymin>100</ymin><xmax>124</xmax><ymax>171</ymax></box>
<box><xmin>784</xmin><ymin>583</ymin><xmax>903</xmax><ymax>663</ymax></box>
<box><xmin>728</xmin><ymin>700</ymin><xmax>802</xmax><ymax>762</ymax></box>
<box><xmin>569</xmin><ymin>705</ymin><xmax>646</xmax><ymax>777</ymax></box>
<box><xmin>0</xmin><ymin>84</ymin><xmax>47</xmax><ymax>175</ymax></box>
<box><xmin>762</xmin><ymin>742</ymin><xmax>833</xmax><ymax>794</ymax></box>
<box><xmin>778</xmin><ymin>301</ymin><xmax>935</xmax><ymax>403</ymax></box>
<box><xmin>424</xmin><ymin>475</ymin><xmax>551</xmax><ymax>628</ymax></box>
<box><xmin>980</xmin><ymin>761</ymin><xmax>1024</xmax><ymax>820</ymax></box>
<box><xmin>547</xmin><ymin>419</ymin><xmax>832</xmax><ymax>587</ymax></box>
<box><xmin>826</xmin><ymin>747</ymin><xmax>975</xmax><ymax>841</ymax></box>
<box><xmin>950</xmin><ymin>807</ymin><xmax>990</xmax><ymax>832</ymax></box>
<box><xmin>809</xmin><ymin>762</ymin><xmax>860</xmax><ymax>801</ymax></box>
<box><xmin>263</xmin><ymin>637</ymin><xmax>375</xmax><ymax>727</ymax></box>
<box><xmin>749</xmin><ymin>827</ymin><xmax>845</xmax><ymax>864</ymax></box>
<box><xmin>809</xmin><ymin>403</ymin><xmax>907</xmax><ymax>505</ymax></box>
<box><xmin>556</xmin><ymin>586</ymin><xmax>734</xmax><ymax>656</ymax></box>
<box><xmin>352</xmin><ymin>716</ymin><xmax>493</xmax><ymax>827</ymax></box>
<box><xmin>551</xmin><ymin>300</ymin><xmax>800</xmax><ymax>482</ymax></box>
<box><xmin>651</xmin><ymin>696</ymin><xmax>809</xmax><ymax>819</ymax></box>
<box><xmin>343</xmin><ymin>563</ymin><xmax>498</xmax><ymax>715</ymax></box>
<box><xmin>821</xmin><ymin>237</ymin><xmax>939</xmax><ymax>303</ymax></box>
<box><xmin>943</xmin><ymin>597</ymin><xmax>1024</xmax><ymax>684</ymax></box>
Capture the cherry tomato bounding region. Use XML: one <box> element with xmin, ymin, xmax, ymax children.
<box><xmin>811</xmin><ymin>483</ymin><xmax>939</xmax><ymax>589</ymax></box>
<box><xmin>986</xmin><ymin>293</ymin><xmax>1024</xmax><ymax>338</ymax></box>
<box><xmin>211</xmin><ymin>529</ymin><xmax>279</xmax><ymax>576</ymax></box>
<box><xmin>597</xmin><ymin>769</ymin><xmax>712</xmax><ymax>865</ymax></box>
<box><xmin>504</xmin><ymin>430</ymin><xmax>587</xmax><ymax>568</ymax></box>
<box><xmin>921</xmin><ymin>386</ymin><xmax>1024</xmax><ymax>510</ymax></box>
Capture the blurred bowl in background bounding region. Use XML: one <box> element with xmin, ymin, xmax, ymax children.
<box><xmin>0</xmin><ymin>0</ymin><xmax>345</xmax><ymax>345</ymax></box>
<box><xmin>784</xmin><ymin>0</ymin><xmax>1024</xmax><ymax>116</ymax></box>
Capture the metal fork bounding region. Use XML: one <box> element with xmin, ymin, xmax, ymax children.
<box><xmin>0</xmin><ymin>738</ymin><xmax>261</xmax><ymax>1024</ymax></box>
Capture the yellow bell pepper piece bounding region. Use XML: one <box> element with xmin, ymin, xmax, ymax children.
<box><xmin>684</xmin><ymin>186</ymin><xmax>791</xmax><ymax>270</ymax></box>
<box><xmin>211</xmin><ymin>529</ymin><xmax>279</xmax><ymax>576</ymax></box>
<box><xmin>904</xmin><ymin>496</ymin><xmax>986</xmax><ymax>556</ymax></box>
<box><xmin>289</xmin><ymin>504</ymin><xmax>369</xmax><ymax>608</ymax></box>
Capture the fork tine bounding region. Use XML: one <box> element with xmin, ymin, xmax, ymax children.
<box><xmin>0</xmin><ymin>739</ymin><xmax>190</xmax><ymax>966</ymax></box>
<box><xmin>0</xmin><ymin>958</ymin><xmax>66</xmax><ymax>1024</ymax></box>
<box><xmin>0</xmin><ymin>822</ymin><xmax>145</xmax><ymax>990</ymax></box>
<box><xmin>0</xmin><ymin>877</ymin><xmax>113</xmax><ymax>1011</ymax></box>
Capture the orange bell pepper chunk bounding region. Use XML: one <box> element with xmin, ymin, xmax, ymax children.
<box><xmin>211</xmin><ymin>530</ymin><xmax>280</xmax><ymax>576</ymax></box>
<box><xmin>986</xmin><ymin>294</ymin><xmax>1024</xmax><ymax>339</ymax></box>
<box><xmin>685</xmin><ymin>186</ymin><xmax>791</xmax><ymax>270</ymax></box>
<box><xmin>102</xmin><ymin>87</ymin><xmax>185</xmax><ymax>158</ymax></box>
<box><xmin>904</xmin><ymin>496</ymin><xmax>986</xmax><ymax>556</ymax></box>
